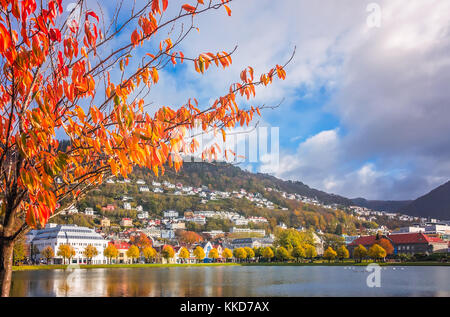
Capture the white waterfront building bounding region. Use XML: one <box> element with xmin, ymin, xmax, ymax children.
<box><xmin>28</xmin><ymin>224</ymin><xmax>109</xmax><ymax>264</ymax></box>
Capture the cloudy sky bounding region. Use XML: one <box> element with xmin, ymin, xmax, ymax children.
<box><xmin>92</xmin><ymin>0</ymin><xmax>450</xmax><ymax>201</ymax></box>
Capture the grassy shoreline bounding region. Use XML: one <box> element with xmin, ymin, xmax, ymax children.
<box><xmin>12</xmin><ymin>261</ymin><xmax>450</xmax><ymax>271</ymax></box>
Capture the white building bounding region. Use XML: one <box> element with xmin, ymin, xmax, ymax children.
<box><xmin>164</xmin><ymin>210</ymin><xmax>179</xmax><ymax>218</ymax></box>
<box><xmin>123</xmin><ymin>202</ymin><xmax>132</xmax><ymax>210</ymax></box>
<box><xmin>28</xmin><ymin>224</ymin><xmax>109</xmax><ymax>264</ymax></box>
<box><xmin>161</xmin><ymin>229</ymin><xmax>176</xmax><ymax>239</ymax></box>
<box><xmin>84</xmin><ymin>207</ymin><xmax>95</xmax><ymax>216</ymax></box>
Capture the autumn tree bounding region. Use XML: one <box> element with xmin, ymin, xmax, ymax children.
<box><xmin>178</xmin><ymin>247</ymin><xmax>190</xmax><ymax>263</ymax></box>
<box><xmin>103</xmin><ymin>244</ymin><xmax>119</xmax><ymax>264</ymax></box>
<box><xmin>304</xmin><ymin>244</ymin><xmax>317</xmax><ymax>262</ymax></box>
<box><xmin>193</xmin><ymin>246</ymin><xmax>205</xmax><ymax>263</ymax></box>
<box><xmin>368</xmin><ymin>244</ymin><xmax>386</xmax><ymax>262</ymax></box>
<box><xmin>129</xmin><ymin>233</ymin><xmax>152</xmax><ymax>252</ymax></box>
<box><xmin>177</xmin><ymin>230</ymin><xmax>203</xmax><ymax>245</ymax></box>
<box><xmin>126</xmin><ymin>245</ymin><xmax>140</xmax><ymax>264</ymax></box>
<box><xmin>208</xmin><ymin>248</ymin><xmax>219</xmax><ymax>262</ymax></box>
<box><xmin>161</xmin><ymin>245</ymin><xmax>175</xmax><ymax>263</ymax></box>
<box><xmin>57</xmin><ymin>244</ymin><xmax>75</xmax><ymax>265</ymax></box>
<box><xmin>353</xmin><ymin>244</ymin><xmax>367</xmax><ymax>263</ymax></box>
<box><xmin>41</xmin><ymin>246</ymin><xmax>54</xmax><ymax>264</ymax></box>
<box><xmin>337</xmin><ymin>245</ymin><xmax>349</xmax><ymax>262</ymax></box>
<box><xmin>292</xmin><ymin>245</ymin><xmax>305</xmax><ymax>262</ymax></box>
<box><xmin>323</xmin><ymin>247</ymin><xmax>337</xmax><ymax>263</ymax></box>
<box><xmin>0</xmin><ymin>0</ymin><xmax>291</xmax><ymax>295</ymax></box>
<box><xmin>378</xmin><ymin>238</ymin><xmax>394</xmax><ymax>256</ymax></box>
<box><xmin>142</xmin><ymin>246</ymin><xmax>157</xmax><ymax>263</ymax></box>
<box><xmin>243</xmin><ymin>247</ymin><xmax>254</xmax><ymax>262</ymax></box>
<box><xmin>233</xmin><ymin>247</ymin><xmax>247</xmax><ymax>262</ymax></box>
<box><xmin>222</xmin><ymin>248</ymin><xmax>232</xmax><ymax>262</ymax></box>
<box><xmin>82</xmin><ymin>245</ymin><xmax>98</xmax><ymax>264</ymax></box>
<box><xmin>12</xmin><ymin>238</ymin><xmax>27</xmax><ymax>265</ymax></box>
<box><xmin>261</xmin><ymin>246</ymin><xmax>274</xmax><ymax>262</ymax></box>
<box><xmin>276</xmin><ymin>246</ymin><xmax>289</xmax><ymax>262</ymax></box>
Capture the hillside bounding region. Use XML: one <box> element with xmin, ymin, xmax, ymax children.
<box><xmin>62</xmin><ymin>162</ymin><xmax>388</xmax><ymax>235</ymax></box>
<box><xmin>399</xmin><ymin>181</ymin><xmax>450</xmax><ymax>220</ymax></box>
<box><xmin>144</xmin><ymin>162</ymin><xmax>353</xmax><ymax>206</ymax></box>
<box><xmin>351</xmin><ymin>198</ymin><xmax>412</xmax><ymax>213</ymax></box>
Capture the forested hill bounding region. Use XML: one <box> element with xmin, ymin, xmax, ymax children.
<box><xmin>133</xmin><ymin>162</ymin><xmax>353</xmax><ymax>206</ymax></box>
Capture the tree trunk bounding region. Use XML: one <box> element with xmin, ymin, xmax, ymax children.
<box><xmin>1</xmin><ymin>239</ymin><xmax>15</xmax><ymax>297</ymax></box>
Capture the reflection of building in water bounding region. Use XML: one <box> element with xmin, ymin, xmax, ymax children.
<box><xmin>27</xmin><ymin>224</ymin><xmax>109</xmax><ymax>264</ymax></box>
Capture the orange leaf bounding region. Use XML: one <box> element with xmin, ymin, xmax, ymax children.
<box><xmin>182</xmin><ymin>4</ymin><xmax>196</xmax><ymax>13</ymax></box>
<box><xmin>224</xmin><ymin>5</ymin><xmax>231</xmax><ymax>16</ymax></box>
<box><xmin>131</xmin><ymin>30</ymin><xmax>140</xmax><ymax>46</ymax></box>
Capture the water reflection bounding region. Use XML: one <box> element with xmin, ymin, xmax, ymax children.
<box><xmin>10</xmin><ymin>266</ymin><xmax>450</xmax><ymax>297</ymax></box>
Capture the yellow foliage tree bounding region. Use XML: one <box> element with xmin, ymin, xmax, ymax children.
<box><xmin>193</xmin><ymin>246</ymin><xmax>206</xmax><ymax>263</ymax></box>
<box><xmin>233</xmin><ymin>248</ymin><xmax>247</xmax><ymax>262</ymax></box>
<box><xmin>323</xmin><ymin>247</ymin><xmax>337</xmax><ymax>263</ymax></box>
<box><xmin>304</xmin><ymin>244</ymin><xmax>317</xmax><ymax>262</ymax></box>
<box><xmin>161</xmin><ymin>245</ymin><xmax>175</xmax><ymax>263</ymax></box>
<box><xmin>126</xmin><ymin>245</ymin><xmax>140</xmax><ymax>264</ymax></box>
<box><xmin>104</xmin><ymin>244</ymin><xmax>119</xmax><ymax>264</ymax></box>
<box><xmin>353</xmin><ymin>244</ymin><xmax>367</xmax><ymax>263</ymax></box>
<box><xmin>41</xmin><ymin>246</ymin><xmax>54</xmax><ymax>264</ymax></box>
<box><xmin>208</xmin><ymin>248</ymin><xmax>219</xmax><ymax>262</ymax></box>
<box><xmin>262</xmin><ymin>247</ymin><xmax>274</xmax><ymax>262</ymax></box>
<box><xmin>222</xmin><ymin>248</ymin><xmax>233</xmax><ymax>262</ymax></box>
<box><xmin>337</xmin><ymin>245</ymin><xmax>349</xmax><ymax>262</ymax></box>
<box><xmin>57</xmin><ymin>244</ymin><xmax>75</xmax><ymax>265</ymax></box>
<box><xmin>83</xmin><ymin>245</ymin><xmax>99</xmax><ymax>264</ymax></box>
<box><xmin>142</xmin><ymin>247</ymin><xmax>157</xmax><ymax>263</ymax></box>
<box><xmin>368</xmin><ymin>244</ymin><xmax>386</xmax><ymax>262</ymax></box>
<box><xmin>178</xmin><ymin>247</ymin><xmax>190</xmax><ymax>263</ymax></box>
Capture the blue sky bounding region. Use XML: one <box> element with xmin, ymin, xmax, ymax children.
<box><xmin>79</xmin><ymin>0</ymin><xmax>450</xmax><ymax>201</ymax></box>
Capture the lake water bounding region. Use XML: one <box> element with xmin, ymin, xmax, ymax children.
<box><xmin>9</xmin><ymin>265</ymin><xmax>450</xmax><ymax>297</ymax></box>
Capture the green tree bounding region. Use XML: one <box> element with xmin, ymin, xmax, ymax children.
<box><xmin>193</xmin><ymin>246</ymin><xmax>206</xmax><ymax>263</ymax></box>
<box><xmin>323</xmin><ymin>246</ymin><xmax>337</xmax><ymax>263</ymax></box>
<box><xmin>142</xmin><ymin>246</ymin><xmax>157</xmax><ymax>263</ymax></box>
<box><xmin>337</xmin><ymin>245</ymin><xmax>349</xmax><ymax>262</ymax></box>
<box><xmin>103</xmin><ymin>244</ymin><xmax>119</xmax><ymax>264</ymax></box>
<box><xmin>292</xmin><ymin>245</ymin><xmax>305</xmax><ymax>262</ymax></box>
<box><xmin>82</xmin><ymin>245</ymin><xmax>98</xmax><ymax>264</ymax></box>
<box><xmin>276</xmin><ymin>246</ymin><xmax>290</xmax><ymax>262</ymax></box>
<box><xmin>353</xmin><ymin>244</ymin><xmax>367</xmax><ymax>263</ymax></box>
<box><xmin>261</xmin><ymin>246</ymin><xmax>274</xmax><ymax>262</ymax></box>
<box><xmin>233</xmin><ymin>248</ymin><xmax>247</xmax><ymax>262</ymax></box>
<box><xmin>126</xmin><ymin>245</ymin><xmax>140</xmax><ymax>264</ymax></box>
<box><xmin>222</xmin><ymin>248</ymin><xmax>233</xmax><ymax>262</ymax></box>
<box><xmin>41</xmin><ymin>246</ymin><xmax>55</xmax><ymax>264</ymax></box>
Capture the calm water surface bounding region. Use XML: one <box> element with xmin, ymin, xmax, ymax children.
<box><xmin>10</xmin><ymin>266</ymin><xmax>450</xmax><ymax>297</ymax></box>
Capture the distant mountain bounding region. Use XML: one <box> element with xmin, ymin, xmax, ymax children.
<box><xmin>351</xmin><ymin>198</ymin><xmax>412</xmax><ymax>213</ymax></box>
<box><xmin>399</xmin><ymin>181</ymin><xmax>450</xmax><ymax>220</ymax></box>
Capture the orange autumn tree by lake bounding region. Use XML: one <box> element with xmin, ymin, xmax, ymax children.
<box><xmin>0</xmin><ymin>0</ymin><xmax>290</xmax><ymax>296</ymax></box>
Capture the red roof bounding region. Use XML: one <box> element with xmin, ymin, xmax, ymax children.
<box><xmin>109</xmin><ymin>241</ymin><xmax>130</xmax><ymax>250</ymax></box>
<box><xmin>349</xmin><ymin>233</ymin><xmax>445</xmax><ymax>246</ymax></box>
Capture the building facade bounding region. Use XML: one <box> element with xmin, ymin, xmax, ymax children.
<box><xmin>28</xmin><ymin>224</ymin><xmax>109</xmax><ymax>264</ymax></box>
